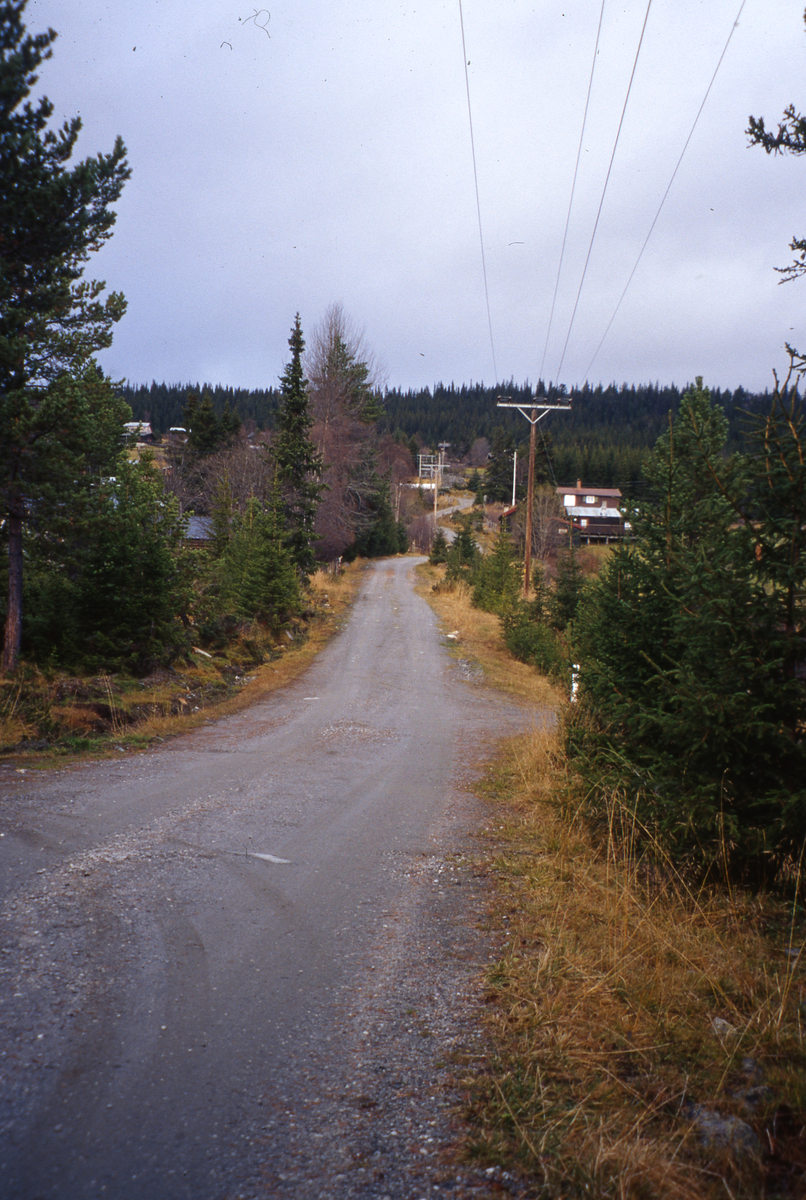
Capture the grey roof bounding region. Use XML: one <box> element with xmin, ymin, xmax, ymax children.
<box><xmin>186</xmin><ymin>516</ymin><xmax>213</xmax><ymax>540</ymax></box>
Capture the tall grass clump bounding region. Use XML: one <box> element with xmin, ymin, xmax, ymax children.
<box><xmin>466</xmin><ymin>722</ymin><xmax>806</xmax><ymax>1200</ymax></box>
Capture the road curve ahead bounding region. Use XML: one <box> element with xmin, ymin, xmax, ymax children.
<box><xmin>0</xmin><ymin>557</ymin><xmax>533</xmax><ymax>1198</ymax></box>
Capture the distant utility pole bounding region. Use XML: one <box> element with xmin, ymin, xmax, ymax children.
<box><xmin>418</xmin><ymin>449</ymin><xmax>446</xmax><ymax>526</ymax></box>
<box><xmin>496</xmin><ymin>395</ymin><xmax>571</xmax><ymax>596</ymax></box>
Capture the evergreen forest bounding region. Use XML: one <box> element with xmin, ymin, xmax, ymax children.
<box><xmin>123</xmin><ymin>375</ymin><xmax>780</xmax><ymax>497</ymax></box>
<box><xmin>120</xmin><ymin>380</ymin><xmax>281</xmax><ymax>436</ymax></box>
<box><xmin>379</xmin><ymin>378</ymin><xmax>777</xmax><ymax>494</ymax></box>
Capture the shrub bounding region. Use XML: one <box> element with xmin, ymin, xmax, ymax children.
<box><xmin>501</xmin><ymin>603</ymin><xmax>565</xmax><ymax>678</ymax></box>
<box><xmin>472</xmin><ymin>531</ymin><xmax>521</xmax><ymax>614</ymax></box>
<box><xmin>429</xmin><ymin>527</ymin><xmax>449</xmax><ymax>564</ymax></box>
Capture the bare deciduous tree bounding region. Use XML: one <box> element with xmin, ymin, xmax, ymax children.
<box><xmin>165</xmin><ymin>434</ymin><xmax>273</xmax><ymax>519</ymax></box>
<box><xmin>466</xmin><ymin>437</ymin><xmax>490</xmax><ymax>468</ymax></box>
<box><xmin>509</xmin><ymin>484</ymin><xmax>565</xmax><ymax>562</ymax></box>
<box><xmin>305</xmin><ymin>304</ymin><xmax>400</xmax><ymax>559</ymax></box>
<box><xmin>306</xmin><ymin>303</ymin><xmax>386</xmax><ymax>456</ymax></box>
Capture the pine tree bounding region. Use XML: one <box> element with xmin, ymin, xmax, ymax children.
<box><xmin>0</xmin><ymin>2</ymin><xmax>130</xmax><ymax>672</ymax></box>
<box><xmin>747</xmin><ymin>8</ymin><xmax>806</xmax><ymax>282</ymax></box>
<box><xmin>273</xmin><ymin>315</ymin><xmax>323</xmax><ymax>576</ymax></box>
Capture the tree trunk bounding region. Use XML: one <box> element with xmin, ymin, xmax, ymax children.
<box><xmin>2</xmin><ymin>506</ymin><xmax>23</xmax><ymax>675</ymax></box>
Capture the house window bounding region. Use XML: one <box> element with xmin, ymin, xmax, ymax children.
<box><xmin>580</xmin><ymin>518</ymin><xmax>588</xmax><ymax>527</ymax></box>
<box><xmin>563</xmin><ymin>494</ymin><xmax>574</xmax><ymax>507</ymax></box>
<box><xmin>585</xmin><ymin>495</ymin><xmax>597</xmax><ymax>504</ymax></box>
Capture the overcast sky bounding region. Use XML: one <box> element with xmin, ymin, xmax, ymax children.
<box><xmin>22</xmin><ymin>0</ymin><xmax>806</xmax><ymax>396</ymax></box>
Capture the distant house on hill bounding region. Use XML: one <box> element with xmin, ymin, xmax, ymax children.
<box><xmin>556</xmin><ymin>481</ymin><xmax>628</xmax><ymax>542</ymax></box>
<box><xmin>123</xmin><ymin>421</ymin><xmax>154</xmax><ymax>444</ymax></box>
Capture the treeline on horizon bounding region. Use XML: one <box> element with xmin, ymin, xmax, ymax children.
<box><xmin>121</xmin><ymin>376</ymin><xmax>780</xmax><ymax>494</ymax></box>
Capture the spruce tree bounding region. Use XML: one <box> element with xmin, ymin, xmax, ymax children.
<box><xmin>272</xmin><ymin>315</ymin><xmax>323</xmax><ymax>576</ymax></box>
<box><xmin>472</xmin><ymin>530</ymin><xmax>521</xmax><ymax>614</ymax></box>
<box><xmin>343</xmin><ymin>472</ymin><xmax>404</xmax><ymax>560</ymax></box>
<box><xmin>220</xmin><ymin>488</ymin><xmax>301</xmax><ymax>629</ymax></box>
<box><xmin>183</xmin><ymin>392</ymin><xmax>241</xmax><ymax>455</ymax></box>
<box><xmin>552</xmin><ymin>548</ymin><xmax>585</xmax><ymax>631</ymax></box>
<box><xmin>485</xmin><ymin>428</ymin><xmax>517</xmax><ymax>503</ymax></box>
<box><xmin>747</xmin><ymin>8</ymin><xmax>806</xmax><ymax>282</ymax></box>
<box><xmin>210</xmin><ymin>472</ymin><xmax>233</xmax><ymax>557</ymax></box>
<box><xmin>429</xmin><ymin>528</ymin><xmax>449</xmax><ymax>564</ymax></box>
<box><xmin>445</xmin><ymin>516</ymin><xmax>479</xmax><ymax>585</ymax></box>
<box><xmin>574</xmin><ymin>380</ymin><xmax>806</xmax><ymax>883</ymax></box>
<box><xmin>74</xmin><ymin>457</ymin><xmax>190</xmax><ymax>674</ymax></box>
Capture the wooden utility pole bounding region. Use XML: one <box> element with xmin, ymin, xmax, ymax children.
<box><xmin>496</xmin><ymin>397</ymin><xmax>571</xmax><ymax>597</ymax></box>
<box><xmin>524</xmin><ymin>406</ymin><xmax>537</xmax><ymax>595</ymax></box>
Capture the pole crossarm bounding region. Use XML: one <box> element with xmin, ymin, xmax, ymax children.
<box><xmin>495</xmin><ymin>396</ymin><xmax>571</xmax><ymax>596</ymax></box>
<box><xmin>496</xmin><ymin>400</ymin><xmax>572</xmax><ymax>425</ymax></box>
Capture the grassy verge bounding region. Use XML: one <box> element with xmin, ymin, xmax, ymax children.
<box><xmin>415</xmin><ymin>562</ymin><xmax>561</xmax><ymax>709</ymax></box>
<box><xmin>0</xmin><ymin>563</ymin><xmax>362</xmax><ymax>766</ymax></box>
<box><xmin>420</xmin><ymin>564</ymin><xmax>806</xmax><ymax>1199</ymax></box>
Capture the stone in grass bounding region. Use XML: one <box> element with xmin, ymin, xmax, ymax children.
<box><xmin>739</xmin><ymin>1085</ymin><xmax>774</xmax><ymax>1113</ymax></box>
<box><xmin>709</xmin><ymin>1016</ymin><xmax>738</xmax><ymax>1042</ymax></box>
<box><xmin>687</xmin><ymin>1104</ymin><xmax>760</xmax><ymax>1156</ymax></box>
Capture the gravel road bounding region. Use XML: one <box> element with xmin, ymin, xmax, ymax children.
<box><xmin>0</xmin><ymin>557</ymin><xmax>539</xmax><ymax>1199</ymax></box>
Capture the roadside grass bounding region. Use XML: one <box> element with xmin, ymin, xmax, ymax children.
<box><xmin>420</xmin><ymin>564</ymin><xmax>806</xmax><ymax>1199</ymax></box>
<box><xmin>0</xmin><ymin>562</ymin><xmax>362</xmax><ymax>765</ymax></box>
<box><xmin>415</xmin><ymin>562</ymin><xmax>562</xmax><ymax>710</ymax></box>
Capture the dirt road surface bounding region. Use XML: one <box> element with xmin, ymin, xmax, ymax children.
<box><xmin>0</xmin><ymin>558</ymin><xmax>538</xmax><ymax>1199</ymax></box>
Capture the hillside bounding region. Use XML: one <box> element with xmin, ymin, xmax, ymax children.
<box><xmin>122</xmin><ymin>376</ymin><xmax>778</xmax><ymax>495</ymax></box>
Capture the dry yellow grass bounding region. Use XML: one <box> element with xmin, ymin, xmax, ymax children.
<box><xmin>464</xmin><ymin>727</ymin><xmax>806</xmax><ymax>1198</ymax></box>
<box><xmin>418</xmin><ymin>563</ymin><xmax>806</xmax><ymax>1197</ymax></box>
<box><xmin>0</xmin><ymin>674</ymin><xmax>31</xmax><ymax>747</ymax></box>
<box><xmin>416</xmin><ymin>563</ymin><xmax>562</xmax><ymax>710</ymax></box>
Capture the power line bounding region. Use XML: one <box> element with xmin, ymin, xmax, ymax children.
<box><xmin>458</xmin><ymin>0</ymin><xmax>498</xmax><ymax>382</ymax></box>
<box><xmin>582</xmin><ymin>0</ymin><xmax>748</xmax><ymax>380</ymax></box>
<box><xmin>554</xmin><ymin>0</ymin><xmax>654</xmax><ymax>383</ymax></box>
<box><xmin>539</xmin><ymin>0</ymin><xmax>608</xmax><ymax>385</ymax></box>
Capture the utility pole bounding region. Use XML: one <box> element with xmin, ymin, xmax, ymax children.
<box><xmin>418</xmin><ymin>450</ymin><xmax>445</xmax><ymax>529</ymax></box>
<box><xmin>496</xmin><ymin>396</ymin><xmax>571</xmax><ymax>597</ymax></box>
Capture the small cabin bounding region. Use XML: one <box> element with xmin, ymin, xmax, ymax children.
<box><xmin>184</xmin><ymin>515</ymin><xmax>214</xmax><ymax>548</ymax></box>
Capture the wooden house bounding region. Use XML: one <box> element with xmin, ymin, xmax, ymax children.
<box><xmin>122</xmin><ymin>421</ymin><xmax>154</xmax><ymax>444</ymax></box>
<box><xmin>556</xmin><ymin>481</ymin><xmax>628</xmax><ymax>543</ymax></box>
